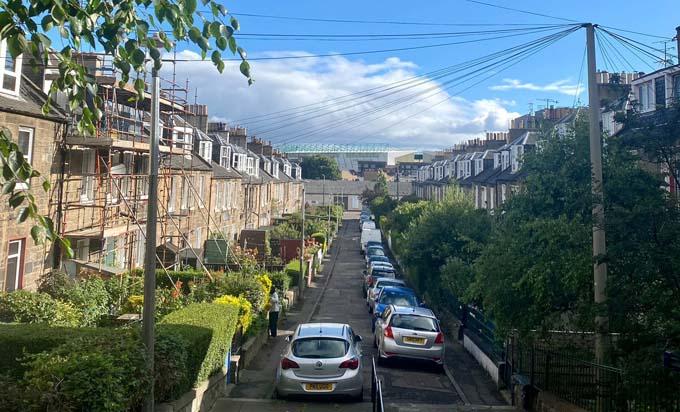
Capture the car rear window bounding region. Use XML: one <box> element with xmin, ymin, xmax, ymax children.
<box><xmin>390</xmin><ymin>314</ymin><xmax>439</xmax><ymax>332</ymax></box>
<box><xmin>379</xmin><ymin>292</ymin><xmax>417</xmax><ymax>307</ymax></box>
<box><xmin>292</xmin><ymin>338</ymin><xmax>349</xmax><ymax>359</ymax></box>
<box><xmin>376</xmin><ymin>281</ymin><xmax>404</xmax><ymax>288</ymax></box>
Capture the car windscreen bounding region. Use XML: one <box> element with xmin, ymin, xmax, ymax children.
<box><xmin>375</xmin><ymin>281</ymin><xmax>404</xmax><ymax>289</ymax></box>
<box><xmin>292</xmin><ymin>338</ymin><xmax>349</xmax><ymax>359</ymax></box>
<box><xmin>390</xmin><ymin>314</ymin><xmax>439</xmax><ymax>332</ymax></box>
<box><xmin>370</xmin><ymin>256</ymin><xmax>389</xmax><ymax>262</ymax></box>
<box><xmin>367</xmin><ymin>249</ymin><xmax>385</xmax><ymax>256</ymax></box>
<box><xmin>378</xmin><ymin>291</ymin><xmax>418</xmax><ymax>307</ymax></box>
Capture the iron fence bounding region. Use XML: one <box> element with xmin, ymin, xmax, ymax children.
<box><xmin>371</xmin><ymin>357</ymin><xmax>384</xmax><ymax>412</ymax></box>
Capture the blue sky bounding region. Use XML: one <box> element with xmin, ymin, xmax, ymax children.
<box><xmin>165</xmin><ymin>0</ymin><xmax>680</xmax><ymax>148</ymax></box>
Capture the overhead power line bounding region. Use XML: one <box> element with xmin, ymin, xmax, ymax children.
<box><xmin>463</xmin><ymin>0</ymin><xmax>579</xmax><ymax>23</ymax></box>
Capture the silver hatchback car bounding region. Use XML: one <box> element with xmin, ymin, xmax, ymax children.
<box><xmin>275</xmin><ymin>323</ymin><xmax>364</xmax><ymax>400</ymax></box>
<box><xmin>374</xmin><ymin>305</ymin><xmax>445</xmax><ymax>369</ymax></box>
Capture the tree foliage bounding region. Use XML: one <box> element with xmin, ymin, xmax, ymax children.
<box><xmin>300</xmin><ymin>155</ymin><xmax>341</xmax><ymax>180</ymax></box>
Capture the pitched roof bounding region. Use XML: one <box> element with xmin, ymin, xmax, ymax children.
<box><xmin>161</xmin><ymin>153</ymin><xmax>212</xmax><ymax>171</ymax></box>
<box><xmin>211</xmin><ymin>162</ymin><xmax>242</xmax><ymax>179</ymax></box>
<box><xmin>0</xmin><ymin>76</ymin><xmax>67</xmax><ymax>122</ymax></box>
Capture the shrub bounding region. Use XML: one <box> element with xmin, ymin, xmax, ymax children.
<box><xmin>0</xmin><ymin>324</ymin><xmax>104</xmax><ymax>378</ymax></box>
<box><xmin>53</xmin><ymin>301</ymin><xmax>83</xmax><ymax>327</ymax></box>
<box><xmin>268</xmin><ymin>271</ymin><xmax>291</xmax><ymax>293</ymax></box>
<box><xmin>18</xmin><ymin>330</ymin><xmax>149</xmax><ymax>412</ymax></box>
<box><xmin>154</xmin><ymin>330</ymin><xmax>190</xmax><ymax>402</ymax></box>
<box><xmin>156</xmin><ymin>269</ymin><xmax>207</xmax><ymax>293</ymax></box>
<box><xmin>217</xmin><ymin>274</ymin><xmax>267</xmax><ymax>313</ymax></box>
<box><xmin>160</xmin><ymin>302</ymin><xmax>239</xmax><ymax>388</ymax></box>
<box><xmin>285</xmin><ymin>260</ymin><xmax>303</xmax><ymax>287</ymax></box>
<box><xmin>60</xmin><ymin>277</ymin><xmax>110</xmax><ymax>326</ymax></box>
<box><xmin>0</xmin><ymin>291</ymin><xmax>57</xmax><ymax>324</ymax></box>
<box><xmin>214</xmin><ymin>295</ymin><xmax>253</xmax><ymax>332</ymax></box>
<box><xmin>36</xmin><ymin>270</ymin><xmax>75</xmax><ymax>299</ymax></box>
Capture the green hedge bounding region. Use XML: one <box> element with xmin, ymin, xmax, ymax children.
<box><xmin>160</xmin><ymin>302</ymin><xmax>239</xmax><ymax>388</ymax></box>
<box><xmin>268</xmin><ymin>271</ymin><xmax>291</xmax><ymax>293</ymax></box>
<box><xmin>285</xmin><ymin>260</ymin><xmax>304</xmax><ymax>286</ymax></box>
<box><xmin>0</xmin><ymin>324</ymin><xmax>104</xmax><ymax>378</ymax></box>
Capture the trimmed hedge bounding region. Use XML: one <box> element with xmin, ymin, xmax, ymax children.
<box><xmin>0</xmin><ymin>324</ymin><xmax>105</xmax><ymax>378</ymax></box>
<box><xmin>160</xmin><ymin>302</ymin><xmax>239</xmax><ymax>388</ymax></box>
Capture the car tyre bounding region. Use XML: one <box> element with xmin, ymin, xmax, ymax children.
<box><xmin>435</xmin><ymin>363</ymin><xmax>445</xmax><ymax>374</ymax></box>
<box><xmin>352</xmin><ymin>387</ymin><xmax>364</xmax><ymax>402</ymax></box>
<box><xmin>377</xmin><ymin>354</ymin><xmax>386</xmax><ymax>366</ymax></box>
<box><xmin>273</xmin><ymin>388</ymin><xmax>285</xmax><ymax>400</ymax></box>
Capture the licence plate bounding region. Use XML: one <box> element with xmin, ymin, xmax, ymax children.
<box><xmin>305</xmin><ymin>383</ymin><xmax>333</xmax><ymax>391</ymax></box>
<box><xmin>404</xmin><ymin>336</ymin><xmax>426</xmax><ymax>345</ymax></box>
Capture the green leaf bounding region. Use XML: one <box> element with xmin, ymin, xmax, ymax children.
<box><xmin>134</xmin><ymin>78</ymin><xmax>145</xmax><ymax>98</ymax></box>
<box><xmin>131</xmin><ymin>49</ymin><xmax>146</xmax><ymax>68</ymax></box>
<box><xmin>185</xmin><ymin>0</ymin><xmax>197</xmax><ymax>14</ymax></box>
<box><xmin>230</xmin><ymin>16</ymin><xmax>240</xmax><ymax>30</ymax></box>
<box><xmin>30</xmin><ymin>225</ymin><xmax>43</xmax><ymax>243</ymax></box>
<box><xmin>42</xmin><ymin>180</ymin><xmax>51</xmax><ymax>192</ymax></box>
<box><xmin>188</xmin><ymin>27</ymin><xmax>201</xmax><ymax>43</ymax></box>
<box><xmin>211</xmin><ymin>51</ymin><xmax>224</xmax><ymax>73</ymax></box>
<box><xmin>69</xmin><ymin>17</ymin><xmax>82</xmax><ymax>35</ymax></box>
<box><xmin>217</xmin><ymin>4</ymin><xmax>227</xmax><ymax>16</ymax></box>
<box><xmin>220</xmin><ymin>25</ymin><xmax>234</xmax><ymax>39</ymax></box>
<box><xmin>7</xmin><ymin>34</ymin><xmax>27</xmax><ymax>59</ymax></box>
<box><xmin>41</xmin><ymin>15</ymin><xmax>54</xmax><ymax>31</ymax></box>
<box><xmin>216</xmin><ymin>36</ymin><xmax>227</xmax><ymax>51</ymax></box>
<box><xmin>149</xmin><ymin>47</ymin><xmax>160</xmax><ymax>61</ymax></box>
<box><xmin>9</xmin><ymin>192</ymin><xmax>25</xmax><ymax>208</ymax></box>
<box><xmin>2</xmin><ymin>181</ymin><xmax>16</xmax><ymax>195</ymax></box>
<box><xmin>228</xmin><ymin>37</ymin><xmax>237</xmax><ymax>54</ymax></box>
<box><xmin>239</xmin><ymin>60</ymin><xmax>251</xmax><ymax>78</ymax></box>
<box><xmin>17</xmin><ymin>207</ymin><xmax>30</xmax><ymax>223</ymax></box>
<box><xmin>209</xmin><ymin>22</ymin><xmax>221</xmax><ymax>37</ymax></box>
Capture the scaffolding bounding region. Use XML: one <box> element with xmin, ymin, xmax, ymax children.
<box><xmin>52</xmin><ymin>52</ymin><xmax>238</xmax><ymax>279</ymax></box>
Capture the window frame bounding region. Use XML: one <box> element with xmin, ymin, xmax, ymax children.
<box><xmin>0</xmin><ymin>40</ymin><xmax>22</xmax><ymax>96</ymax></box>
<box><xmin>15</xmin><ymin>127</ymin><xmax>34</xmax><ymax>190</ymax></box>
<box><xmin>4</xmin><ymin>238</ymin><xmax>24</xmax><ymax>291</ymax></box>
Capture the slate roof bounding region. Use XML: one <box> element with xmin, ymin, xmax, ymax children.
<box><xmin>211</xmin><ymin>162</ymin><xmax>242</xmax><ymax>179</ymax></box>
<box><xmin>162</xmin><ymin>153</ymin><xmax>212</xmax><ymax>171</ymax></box>
<box><xmin>494</xmin><ymin>167</ymin><xmax>528</xmax><ymax>184</ymax></box>
<box><xmin>0</xmin><ymin>76</ymin><xmax>67</xmax><ymax>122</ymax></box>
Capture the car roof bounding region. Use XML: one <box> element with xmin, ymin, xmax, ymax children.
<box><xmin>375</xmin><ymin>278</ymin><xmax>405</xmax><ymax>285</ymax></box>
<box><xmin>369</xmin><ymin>255</ymin><xmax>389</xmax><ymax>260</ymax></box>
<box><xmin>296</xmin><ymin>323</ymin><xmax>350</xmax><ymax>339</ymax></box>
<box><xmin>390</xmin><ymin>305</ymin><xmax>436</xmax><ymax>318</ymax></box>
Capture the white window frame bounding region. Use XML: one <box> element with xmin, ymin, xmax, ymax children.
<box><xmin>15</xmin><ymin>127</ymin><xmax>34</xmax><ymax>190</ymax></box>
<box><xmin>246</xmin><ymin>157</ymin><xmax>255</xmax><ymax>176</ymax></box>
<box><xmin>222</xmin><ymin>181</ymin><xmax>228</xmax><ymax>211</ymax></box>
<box><xmin>199</xmin><ymin>140</ymin><xmax>212</xmax><ymax>161</ymax></box>
<box><xmin>80</xmin><ymin>149</ymin><xmax>96</xmax><ymax>204</ymax></box>
<box><xmin>168</xmin><ymin>176</ymin><xmax>176</xmax><ymax>213</ymax></box>
<box><xmin>214</xmin><ymin>180</ymin><xmax>222</xmax><ymax>212</ymax></box>
<box><xmin>0</xmin><ymin>40</ymin><xmax>22</xmax><ymax>96</ymax></box>
<box><xmin>172</xmin><ymin>127</ymin><xmax>193</xmax><ymax>149</ymax></box>
<box><xmin>638</xmin><ymin>81</ymin><xmax>654</xmax><ymax>112</ymax></box>
<box><xmin>180</xmin><ymin>176</ymin><xmax>189</xmax><ymax>210</ymax></box>
<box><xmin>197</xmin><ymin>175</ymin><xmax>205</xmax><ymax>207</ymax></box>
<box><xmin>5</xmin><ymin>239</ymin><xmax>24</xmax><ymax>291</ymax></box>
<box><xmin>220</xmin><ymin>146</ymin><xmax>231</xmax><ymax>168</ymax></box>
<box><xmin>501</xmin><ymin>184</ymin><xmax>507</xmax><ymax>203</ymax></box>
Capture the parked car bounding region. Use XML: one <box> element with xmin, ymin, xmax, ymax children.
<box><xmin>360</xmin><ymin>229</ymin><xmax>381</xmax><ymax>254</ymax></box>
<box><xmin>275</xmin><ymin>323</ymin><xmax>364</xmax><ymax>400</ymax></box>
<box><xmin>367</xmin><ymin>278</ymin><xmax>406</xmax><ymax>313</ymax></box>
<box><xmin>372</xmin><ymin>286</ymin><xmax>419</xmax><ymax>325</ymax></box>
<box><xmin>363</xmin><ymin>267</ymin><xmax>397</xmax><ymax>296</ymax></box>
<box><xmin>361</xmin><ymin>221</ymin><xmax>376</xmax><ymax>231</ymax></box>
<box><xmin>365</xmin><ymin>246</ymin><xmax>385</xmax><ymax>264</ymax></box>
<box><xmin>364</xmin><ymin>240</ymin><xmax>382</xmax><ymax>250</ymax></box>
<box><xmin>374</xmin><ymin>305</ymin><xmax>444</xmax><ymax>370</ymax></box>
<box><xmin>367</xmin><ymin>255</ymin><xmax>391</xmax><ymax>268</ymax></box>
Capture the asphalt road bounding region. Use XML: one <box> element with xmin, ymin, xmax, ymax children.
<box><xmin>212</xmin><ymin>216</ymin><xmax>509</xmax><ymax>412</ymax></box>
<box><xmin>310</xmin><ymin>218</ymin><xmax>463</xmax><ymax>407</ymax></box>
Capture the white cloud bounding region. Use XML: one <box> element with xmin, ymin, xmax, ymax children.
<box><xmin>490</xmin><ymin>78</ymin><xmax>584</xmax><ymax>97</ymax></box>
<box><xmin>162</xmin><ymin>50</ymin><xmax>520</xmax><ymax>148</ymax></box>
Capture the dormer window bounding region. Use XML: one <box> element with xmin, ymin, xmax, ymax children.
<box><xmin>220</xmin><ymin>146</ymin><xmax>231</xmax><ymax>168</ymax></box>
<box><xmin>254</xmin><ymin>158</ymin><xmax>260</xmax><ymax>177</ymax></box>
<box><xmin>172</xmin><ymin>128</ymin><xmax>193</xmax><ymax>149</ymax></box>
<box><xmin>0</xmin><ymin>40</ymin><xmax>21</xmax><ymax>96</ymax></box>
<box><xmin>272</xmin><ymin>162</ymin><xmax>279</xmax><ymax>178</ymax></box>
<box><xmin>246</xmin><ymin>157</ymin><xmax>255</xmax><ymax>175</ymax></box>
<box><xmin>198</xmin><ymin>140</ymin><xmax>212</xmax><ymax>161</ymax></box>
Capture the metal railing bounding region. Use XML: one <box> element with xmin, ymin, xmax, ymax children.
<box><xmin>371</xmin><ymin>357</ymin><xmax>384</xmax><ymax>412</ymax></box>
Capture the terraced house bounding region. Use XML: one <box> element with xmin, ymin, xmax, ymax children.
<box><xmin>0</xmin><ymin>51</ymin><xmax>304</xmax><ymax>291</ymax></box>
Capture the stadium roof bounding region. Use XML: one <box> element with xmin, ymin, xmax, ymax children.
<box><xmin>278</xmin><ymin>143</ymin><xmax>394</xmax><ymax>153</ymax></box>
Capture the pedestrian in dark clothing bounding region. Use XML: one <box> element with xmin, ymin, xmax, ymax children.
<box><xmin>269</xmin><ymin>289</ymin><xmax>281</xmax><ymax>337</ymax></box>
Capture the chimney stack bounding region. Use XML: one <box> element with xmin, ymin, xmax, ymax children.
<box><xmin>185</xmin><ymin>104</ymin><xmax>209</xmax><ymax>132</ymax></box>
<box><xmin>676</xmin><ymin>26</ymin><xmax>680</xmax><ymax>65</ymax></box>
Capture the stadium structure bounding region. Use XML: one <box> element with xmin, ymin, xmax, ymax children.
<box><xmin>279</xmin><ymin>143</ymin><xmax>411</xmax><ymax>174</ymax></box>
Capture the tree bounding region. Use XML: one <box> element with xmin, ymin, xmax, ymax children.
<box><xmin>0</xmin><ymin>0</ymin><xmax>252</xmax><ymax>256</ymax></box>
<box><xmin>300</xmin><ymin>155</ymin><xmax>341</xmax><ymax>180</ymax></box>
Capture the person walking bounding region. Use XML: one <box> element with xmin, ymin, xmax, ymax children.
<box><xmin>268</xmin><ymin>288</ymin><xmax>281</xmax><ymax>337</ymax></box>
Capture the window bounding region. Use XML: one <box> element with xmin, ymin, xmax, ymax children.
<box><xmin>76</xmin><ymin>239</ymin><xmax>90</xmax><ymax>260</ymax></box>
<box><xmin>222</xmin><ymin>181</ymin><xmax>229</xmax><ymax>210</ymax></box>
<box><xmin>246</xmin><ymin>157</ymin><xmax>255</xmax><ymax>176</ymax></box>
<box><xmin>253</xmin><ymin>158</ymin><xmax>260</xmax><ymax>178</ymax></box>
<box><xmin>199</xmin><ymin>141</ymin><xmax>212</xmax><ymax>160</ymax></box>
<box><xmin>180</xmin><ymin>177</ymin><xmax>189</xmax><ymax>210</ymax></box>
<box><xmin>81</xmin><ymin>149</ymin><xmax>95</xmax><ymax>203</ymax></box>
<box><xmin>197</xmin><ymin>175</ymin><xmax>205</xmax><ymax>207</ymax></box>
<box><xmin>15</xmin><ymin>127</ymin><xmax>34</xmax><ymax>189</ymax></box>
<box><xmin>4</xmin><ymin>239</ymin><xmax>24</xmax><ymax>291</ymax></box>
<box><xmin>168</xmin><ymin>177</ymin><xmax>176</xmax><ymax>213</ymax></box>
<box><xmin>673</xmin><ymin>75</ymin><xmax>680</xmax><ymax>102</ymax></box>
<box><xmin>172</xmin><ymin>128</ymin><xmax>193</xmax><ymax>149</ymax></box>
<box><xmin>214</xmin><ymin>181</ymin><xmax>222</xmax><ymax>212</ymax></box>
<box><xmin>655</xmin><ymin>77</ymin><xmax>666</xmax><ymax>107</ymax></box>
<box><xmin>220</xmin><ymin>146</ymin><xmax>231</xmax><ymax>168</ymax></box>
<box><xmin>501</xmin><ymin>184</ymin><xmax>507</xmax><ymax>203</ymax></box>
<box><xmin>0</xmin><ymin>40</ymin><xmax>21</xmax><ymax>95</ymax></box>
<box><xmin>638</xmin><ymin>81</ymin><xmax>654</xmax><ymax>111</ymax></box>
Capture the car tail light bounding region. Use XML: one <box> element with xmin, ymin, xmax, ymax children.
<box><xmin>339</xmin><ymin>357</ymin><xmax>359</xmax><ymax>370</ymax></box>
<box><xmin>434</xmin><ymin>332</ymin><xmax>444</xmax><ymax>344</ymax></box>
<box><xmin>281</xmin><ymin>357</ymin><xmax>299</xmax><ymax>370</ymax></box>
<box><xmin>384</xmin><ymin>326</ymin><xmax>394</xmax><ymax>339</ymax></box>
<box><xmin>367</xmin><ymin>276</ymin><xmax>374</xmax><ymax>286</ymax></box>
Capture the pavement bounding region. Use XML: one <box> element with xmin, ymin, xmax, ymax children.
<box><xmin>210</xmin><ymin>216</ymin><xmax>510</xmax><ymax>412</ymax></box>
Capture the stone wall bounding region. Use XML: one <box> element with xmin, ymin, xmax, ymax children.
<box><xmin>0</xmin><ymin>112</ymin><xmax>63</xmax><ymax>291</ymax></box>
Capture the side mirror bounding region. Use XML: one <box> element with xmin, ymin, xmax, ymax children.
<box><xmin>354</xmin><ymin>335</ymin><xmax>363</xmax><ymax>343</ymax></box>
<box><xmin>285</xmin><ymin>335</ymin><xmax>292</xmax><ymax>342</ymax></box>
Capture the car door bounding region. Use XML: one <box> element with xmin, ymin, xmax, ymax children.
<box><xmin>375</xmin><ymin>306</ymin><xmax>391</xmax><ymax>347</ymax></box>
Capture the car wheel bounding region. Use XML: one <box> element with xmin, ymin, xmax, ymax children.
<box><xmin>273</xmin><ymin>388</ymin><xmax>284</xmax><ymax>400</ymax></box>
<box><xmin>435</xmin><ymin>363</ymin><xmax>445</xmax><ymax>374</ymax></box>
<box><xmin>377</xmin><ymin>355</ymin><xmax>386</xmax><ymax>366</ymax></box>
<box><xmin>352</xmin><ymin>387</ymin><xmax>364</xmax><ymax>402</ymax></box>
